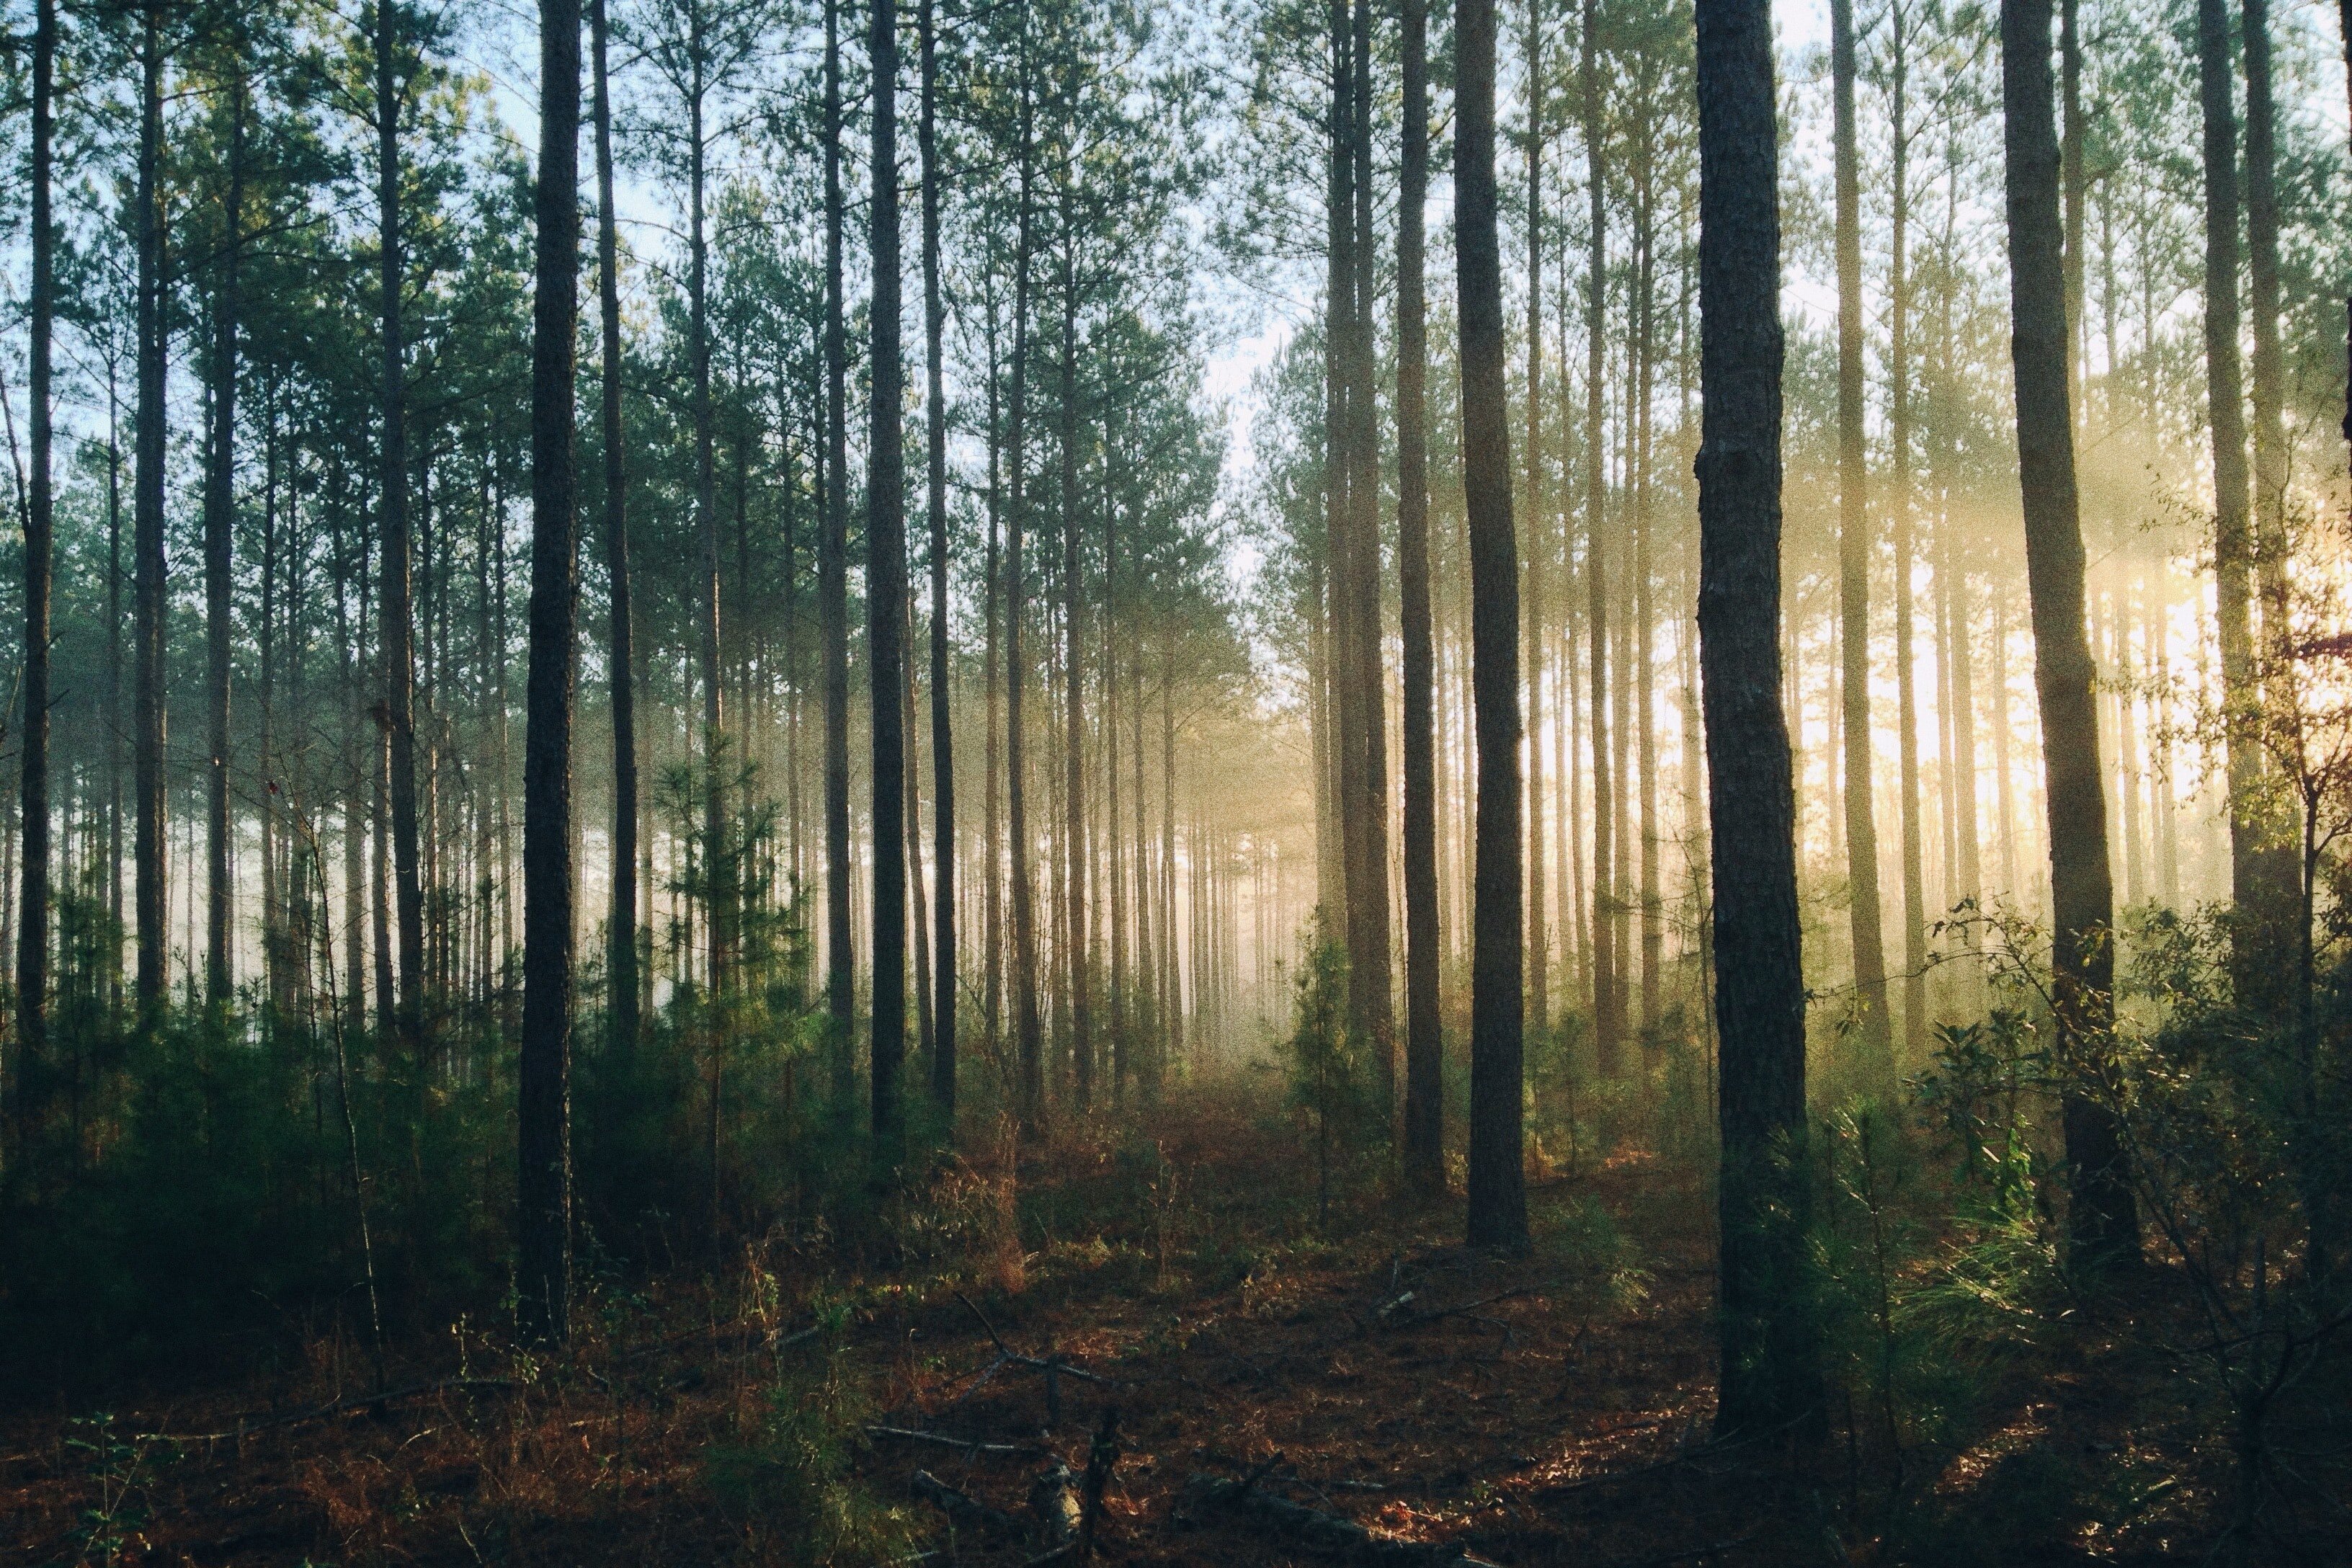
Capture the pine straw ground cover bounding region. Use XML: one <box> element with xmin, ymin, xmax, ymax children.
<box><xmin>0</xmin><ymin>1085</ymin><xmax>2326</xmax><ymax>1566</ymax></box>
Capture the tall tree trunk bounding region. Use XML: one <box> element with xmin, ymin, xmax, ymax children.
<box><xmin>984</xmin><ymin>301</ymin><xmax>1004</xmax><ymax>1054</ymax></box>
<box><xmin>1007</xmin><ymin>22</ymin><xmax>1045</xmax><ymax>1126</ymax></box>
<box><xmin>520</xmin><ymin>0</ymin><xmax>582</xmax><ymax>1345</ymax></box>
<box><xmin>2000</xmin><ymin>0</ymin><xmax>2138</xmax><ymax>1265</ymax></box>
<box><xmin>920</xmin><ymin>0</ymin><xmax>956</xmax><ymax>1115</ymax></box>
<box><xmin>134</xmin><ymin>1</ymin><xmax>169</xmax><ymax>1022</ymax></box>
<box><xmin>379</xmin><ymin>0</ymin><xmax>427</xmax><ymax>1060</ymax></box>
<box><xmin>592</xmin><ymin>0</ymin><xmax>638</xmax><ymax>1061</ymax></box>
<box><xmin>1831</xmin><ymin>0</ymin><xmax>1892</xmax><ymax>1081</ymax></box>
<box><xmin>823</xmin><ymin>0</ymin><xmax>856</xmax><ymax>1090</ymax></box>
<box><xmin>1058</xmin><ymin>254</ymin><xmax>1091</xmax><ymax>1110</ymax></box>
<box><xmin>17</xmin><ymin>0</ymin><xmax>55</xmax><ymax>1119</ymax></box>
<box><xmin>2196</xmin><ymin>0</ymin><xmax>2274</xmax><ymax>1000</ymax></box>
<box><xmin>1524</xmin><ymin>0</ymin><xmax>1550</xmax><ymax>1042</ymax></box>
<box><xmin>1696</xmin><ymin>0</ymin><xmax>1820</xmax><ymax>1437</ymax></box>
<box><xmin>205</xmin><ymin>67</ymin><xmax>248</xmax><ymax>1007</ymax></box>
<box><xmin>1457</xmin><ymin>0</ymin><xmax>1528</xmax><ymax>1253</ymax></box>
<box><xmin>1346</xmin><ymin>0</ymin><xmax>1394</xmax><ymax>1113</ymax></box>
<box><xmin>1889</xmin><ymin>10</ymin><xmax>1927</xmax><ymax>1059</ymax></box>
<box><xmin>1398</xmin><ymin>0</ymin><xmax>1443</xmax><ymax>1193</ymax></box>
<box><xmin>686</xmin><ymin>9</ymin><xmax>726</xmax><ymax>1007</ymax></box>
<box><xmin>1581</xmin><ymin>0</ymin><xmax>1618</xmax><ymax>1074</ymax></box>
<box><xmin>868</xmin><ymin>0</ymin><xmax>909</xmax><ymax>1164</ymax></box>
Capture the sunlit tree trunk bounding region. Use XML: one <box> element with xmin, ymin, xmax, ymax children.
<box><xmin>1831</xmin><ymin>0</ymin><xmax>1892</xmax><ymax>1081</ymax></box>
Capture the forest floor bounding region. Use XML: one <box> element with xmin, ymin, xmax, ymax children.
<box><xmin>0</xmin><ymin>1085</ymin><xmax>2286</xmax><ymax>1566</ymax></box>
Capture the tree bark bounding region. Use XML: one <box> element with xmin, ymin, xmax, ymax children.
<box><xmin>1831</xmin><ymin>0</ymin><xmax>1892</xmax><ymax>1081</ymax></box>
<box><xmin>520</xmin><ymin>0</ymin><xmax>582</xmax><ymax>1345</ymax></box>
<box><xmin>2001</xmin><ymin>0</ymin><xmax>2138</xmax><ymax>1265</ymax></box>
<box><xmin>378</xmin><ymin>0</ymin><xmax>427</xmax><ymax>1060</ymax></box>
<box><xmin>1007</xmin><ymin>19</ymin><xmax>1045</xmax><ymax>1126</ymax></box>
<box><xmin>135</xmin><ymin>1</ymin><xmax>169</xmax><ymax>1022</ymax></box>
<box><xmin>1696</xmin><ymin>0</ymin><xmax>1819</xmax><ymax>1437</ymax></box>
<box><xmin>1524</xmin><ymin>0</ymin><xmax>1550</xmax><ymax>1043</ymax></box>
<box><xmin>1457</xmin><ymin>0</ymin><xmax>1528</xmax><ymax>1253</ymax></box>
<box><xmin>592</xmin><ymin>0</ymin><xmax>638</xmax><ymax>1061</ymax></box>
<box><xmin>920</xmin><ymin>0</ymin><xmax>957</xmax><ymax>1116</ymax></box>
<box><xmin>1581</xmin><ymin>0</ymin><xmax>1618</xmax><ymax>1074</ymax></box>
<box><xmin>17</xmin><ymin>0</ymin><xmax>55</xmax><ymax>1116</ymax></box>
<box><xmin>1398</xmin><ymin>0</ymin><xmax>1443</xmax><ymax>1193</ymax></box>
<box><xmin>205</xmin><ymin>66</ymin><xmax>248</xmax><ymax>1007</ymax></box>
<box><xmin>823</xmin><ymin>0</ymin><xmax>856</xmax><ymax>1090</ymax></box>
<box><xmin>868</xmin><ymin>0</ymin><xmax>909</xmax><ymax>1164</ymax></box>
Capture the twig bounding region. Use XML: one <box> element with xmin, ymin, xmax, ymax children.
<box><xmin>137</xmin><ymin>1376</ymin><xmax>519</xmax><ymax>1446</ymax></box>
<box><xmin>869</xmin><ymin>1424</ymin><xmax>1044</xmax><ymax>1457</ymax></box>
<box><xmin>910</xmin><ymin>1468</ymin><xmax>1022</xmax><ymax>1536</ymax></box>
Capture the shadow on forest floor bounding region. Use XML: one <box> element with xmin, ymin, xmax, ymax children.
<box><xmin>0</xmin><ymin>1086</ymin><xmax>2313</xmax><ymax>1564</ymax></box>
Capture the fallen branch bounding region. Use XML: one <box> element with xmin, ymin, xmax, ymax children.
<box><xmin>869</xmin><ymin>1424</ymin><xmax>1044</xmax><ymax>1457</ymax></box>
<box><xmin>1177</xmin><ymin>1471</ymin><xmax>1479</xmax><ymax>1566</ymax></box>
<box><xmin>138</xmin><ymin>1377</ymin><xmax>520</xmax><ymax>1446</ymax></box>
<box><xmin>910</xmin><ymin>1469</ymin><xmax>1022</xmax><ymax>1536</ymax></box>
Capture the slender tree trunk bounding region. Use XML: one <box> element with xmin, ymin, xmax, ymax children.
<box><xmin>134</xmin><ymin>2</ymin><xmax>169</xmax><ymax>1022</ymax></box>
<box><xmin>823</xmin><ymin>0</ymin><xmax>856</xmax><ymax>1090</ymax></box>
<box><xmin>1346</xmin><ymin>0</ymin><xmax>1394</xmax><ymax>1111</ymax></box>
<box><xmin>17</xmin><ymin>0</ymin><xmax>56</xmax><ymax>1126</ymax></box>
<box><xmin>868</xmin><ymin>0</ymin><xmax>908</xmax><ymax>1164</ymax></box>
<box><xmin>1696</xmin><ymin>0</ymin><xmax>1820</xmax><ymax>1437</ymax></box>
<box><xmin>378</xmin><ymin>0</ymin><xmax>426</xmax><ymax>1060</ymax></box>
<box><xmin>1457</xmin><ymin>0</ymin><xmax>1528</xmax><ymax>1253</ymax></box>
<box><xmin>2001</xmin><ymin>0</ymin><xmax>2138</xmax><ymax>1265</ymax></box>
<box><xmin>1831</xmin><ymin>0</ymin><xmax>1892</xmax><ymax>1080</ymax></box>
<box><xmin>1058</xmin><ymin>255</ymin><xmax>1091</xmax><ymax>1110</ymax></box>
<box><xmin>592</xmin><ymin>0</ymin><xmax>638</xmax><ymax>1061</ymax></box>
<box><xmin>205</xmin><ymin>69</ymin><xmax>248</xmax><ymax>1008</ymax></box>
<box><xmin>1581</xmin><ymin>0</ymin><xmax>1618</xmax><ymax>1074</ymax></box>
<box><xmin>920</xmin><ymin>0</ymin><xmax>957</xmax><ymax>1115</ymax></box>
<box><xmin>1524</xmin><ymin>0</ymin><xmax>1550</xmax><ymax>1042</ymax></box>
<box><xmin>1398</xmin><ymin>0</ymin><xmax>1443</xmax><ymax>1193</ymax></box>
<box><xmin>520</xmin><ymin>0</ymin><xmax>582</xmax><ymax>1344</ymax></box>
<box><xmin>1007</xmin><ymin>23</ymin><xmax>1045</xmax><ymax>1126</ymax></box>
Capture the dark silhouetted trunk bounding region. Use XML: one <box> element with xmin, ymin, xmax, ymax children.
<box><xmin>1582</xmin><ymin>0</ymin><xmax>1618</xmax><ymax>1074</ymax></box>
<box><xmin>134</xmin><ymin>3</ymin><xmax>168</xmax><ymax>1021</ymax></box>
<box><xmin>1523</xmin><ymin>0</ymin><xmax>1549</xmax><ymax>1042</ymax></box>
<box><xmin>592</xmin><ymin>0</ymin><xmax>638</xmax><ymax>1059</ymax></box>
<box><xmin>921</xmin><ymin>0</ymin><xmax>956</xmax><ymax>1115</ymax></box>
<box><xmin>1696</xmin><ymin>0</ymin><xmax>1820</xmax><ymax>1437</ymax></box>
<box><xmin>206</xmin><ymin>67</ymin><xmax>248</xmax><ymax>1007</ymax></box>
<box><xmin>1457</xmin><ymin>0</ymin><xmax>1528</xmax><ymax>1253</ymax></box>
<box><xmin>1007</xmin><ymin>23</ymin><xmax>1044</xmax><ymax>1128</ymax></box>
<box><xmin>520</xmin><ymin>0</ymin><xmax>582</xmax><ymax>1345</ymax></box>
<box><xmin>1398</xmin><ymin>0</ymin><xmax>1443</xmax><ymax>1193</ymax></box>
<box><xmin>869</xmin><ymin>0</ymin><xmax>907</xmax><ymax>1164</ymax></box>
<box><xmin>379</xmin><ymin>0</ymin><xmax>426</xmax><ymax>1059</ymax></box>
<box><xmin>823</xmin><ymin>0</ymin><xmax>856</xmax><ymax>1089</ymax></box>
<box><xmin>2001</xmin><ymin>0</ymin><xmax>2138</xmax><ymax>1265</ymax></box>
<box><xmin>18</xmin><ymin>0</ymin><xmax>55</xmax><ymax>1104</ymax></box>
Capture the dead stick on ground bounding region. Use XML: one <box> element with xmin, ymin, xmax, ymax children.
<box><xmin>910</xmin><ymin>1469</ymin><xmax>1022</xmax><ymax>1536</ymax></box>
